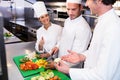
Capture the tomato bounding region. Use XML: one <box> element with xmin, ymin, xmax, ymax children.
<box><xmin>20</xmin><ymin>61</ymin><xmax>39</xmax><ymax>70</ymax></box>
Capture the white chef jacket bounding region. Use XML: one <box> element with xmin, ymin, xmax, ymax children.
<box><xmin>58</xmin><ymin>15</ymin><xmax>92</xmax><ymax>57</ymax></box>
<box><xmin>35</xmin><ymin>23</ymin><xmax>62</xmax><ymax>53</ymax></box>
<box><xmin>69</xmin><ymin>9</ymin><xmax>120</xmax><ymax>80</ymax></box>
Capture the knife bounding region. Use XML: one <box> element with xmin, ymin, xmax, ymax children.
<box><xmin>46</xmin><ymin>50</ymin><xmax>57</xmax><ymax>61</ymax></box>
<box><xmin>46</xmin><ymin>55</ymin><xmax>54</xmax><ymax>61</ymax></box>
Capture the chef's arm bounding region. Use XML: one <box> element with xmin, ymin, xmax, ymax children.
<box><xmin>52</xmin><ymin>26</ymin><xmax>62</xmax><ymax>54</ymax></box>
<box><xmin>69</xmin><ymin>31</ymin><xmax>120</xmax><ymax>80</ymax></box>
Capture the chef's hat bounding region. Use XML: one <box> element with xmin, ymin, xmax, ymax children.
<box><xmin>33</xmin><ymin>1</ymin><xmax>48</xmax><ymax>18</ymax></box>
<box><xmin>66</xmin><ymin>0</ymin><xmax>82</xmax><ymax>4</ymax></box>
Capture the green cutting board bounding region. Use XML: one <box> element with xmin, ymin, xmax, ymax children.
<box><xmin>24</xmin><ymin>70</ymin><xmax>71</xmax><ymax>80</ymax></box>
<box><xmin>13</xmin><ymin>55</ymin><xmax>45</xmax><ymax>78</ymax></box>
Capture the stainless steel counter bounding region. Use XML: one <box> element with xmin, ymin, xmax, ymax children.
<box><xmin>4</xmin><ymin>28</ymin><xmax>22</xmax><ymax>44</ymax></box>
<box><xmin>8</xmin><ymin>20</ymin><xmax>41</xmax><ymax>41</ymax></box>
<box><xmin>5</xmin><ymin>41</ymin><xmax>36</xmax><ymax>80</ymax></box>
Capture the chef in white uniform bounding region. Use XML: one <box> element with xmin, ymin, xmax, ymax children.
<box><xmin>55</xmin><ymin>0</ymin><xmax>120</xmax><ymax>80</ymax></box>
<box><xmin>52</xmin><ymin>0</ymin><xmax>92</xmax><ymax>67</ymax></box>
<box><xmin>33</xmin><ymin>1</ymin><xmax>62</xmax><ymax>57</ymax></box>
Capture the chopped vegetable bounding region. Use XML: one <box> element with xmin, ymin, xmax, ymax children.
<box><xmin>20</xmin><ymin>61</ymin><xmax>39</xmax><ymax>71</ymax></box>
<box><xmin>4</xmin><ymin>32</ymin><xmax>12</xmax><ymax>37</ymax></box>
<box><xmin>25</xmin><ymin>51</ymin><xmax>36</xmax><ymax>60</ymax></box>
<box><xmin>31</xmin><ymin>69</ymin><xmax>61</xmax><ymax>80</ymax></box>
<box><xmin>54</xmin><ymin>58</ymin><xmax>61</xmax><ymax>63</ymax></box>
<box><xmin>19</xmin><ymin>57</ymin><xmax>30</xmax><ymax>63</ymax></box>
<box><xmin>40</xmin><ymin>70</ymin><xmax>54</xmax><ymax>79</ymax></box>
<box><xmin>35</xmin><ymin>59</ymin><xmax>48</xmax><ymax>68</ymax></box>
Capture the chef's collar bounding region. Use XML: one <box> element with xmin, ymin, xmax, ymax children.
<box><xmin>68</xmin><ymin>15</ymin><xmax>82</xmax><ymax>23</ymax></box>
<box><xmin>98</xmin><ymin>8</ymin><xmax>114</xmax><ymax>21</ymax></box>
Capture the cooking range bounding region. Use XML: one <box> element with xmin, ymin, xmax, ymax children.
<box><xmin>7</xmin><ymin>19</ymin><xmax>42</xmax><ymax>42</ymax></box>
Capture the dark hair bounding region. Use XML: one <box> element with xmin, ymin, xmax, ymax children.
<box><xmin>102</xmin><ymin>0</ymin><xmax>117</xmax><ymax>5</ymax></box>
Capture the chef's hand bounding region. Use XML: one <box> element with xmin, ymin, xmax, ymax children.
<box><xmin>39</xmin><ymin>37</ymin><xmax>45</xmax><ymax>50</ymax></box>
<box><xmin>39</xmin><ymin>53</ymin><xmax>50</xmax><ymax>58</ymax></box>
<box><xmin>51</xmin><ymin>47</ymin><xmax>59</xmax><ymax>55</ymax></box>
<box><xmin>55</xmin><ymin>61</ymin><xmax>69</xmax><ymax>74</ymax></box>
<box><xmin>46</xmin><ymin>61</ymin><xmax>55</xmax><ymax>69</ymax></box>
<box><xmin>61</xmin><ymin>50</ymin><xmax>86</xmax><ymax>64</ymax></box>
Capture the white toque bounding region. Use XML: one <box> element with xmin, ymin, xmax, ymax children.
<box><xmin>66</xmin><ymin>0</ymin><xmax>82</xmax><ymax>4</ymax></box>
<box><xmin>33</xmin><ymin>1</ymin><xmax>48</xmax><ymax>18</ymax></box>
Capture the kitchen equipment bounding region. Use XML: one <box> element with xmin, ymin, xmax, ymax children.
<box><xmin>58</xmin><ymin>11</ymin><xmax>68</xmax><ymax>19</ymax></box>
<box><xmin>28</xmin><ymin>27</ymin><xmax>37</xmax><ymax>37</ymax></box>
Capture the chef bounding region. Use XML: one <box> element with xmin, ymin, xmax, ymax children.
<box><xmin>52</xmin><ymin>0</ymin><xmax>92</xmax><ymax>67</ymax></box>
<box><xmin>55</xmin><ymin>0</ymin><xmax>120</xmax><ymax>80</ymax></box>
<box><xmin>33</xmin><ymin>1</ymin><xmax>62</xmax><ymax>58</ymax></box>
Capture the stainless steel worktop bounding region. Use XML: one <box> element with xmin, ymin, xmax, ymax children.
<box><xmin>8</xmin><ymin>20</ymin><xmax>41</xmax><ymax>41</ymax></box>
<box><xmin>4</xmin><ymin>28</ymin><xmax>22</xmax><ymax>44</ymax></box>
<box><xmin>5</xmin><ymin>41</ymin><xmax>35</xmax><ymax>80</ymax></box>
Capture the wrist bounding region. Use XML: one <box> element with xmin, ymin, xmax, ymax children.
<box><xmin>79</xmin><ymin>54</ymin><xmax>86</xmax><ymax>61</ymax></box>
<box><xmin>39</xmin><ymin>44</ymin><xmax>43</xmax><ymax>50</ymax></box>
<box><xmin>39</xmin><ymin>46</ymin><xmax>43</xmax><ymax>51</ymax></box>
<box><xmin>67</xmin><ymin>67</ymin><xmax>70</xmax><ymax>74</ymax></box>
<box><xmin>37</xmin><ymin>49</ymin><xmax>44</xmax><ymax>54</ymax></box>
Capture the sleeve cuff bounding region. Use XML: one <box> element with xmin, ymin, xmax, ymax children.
<box><xmin>36</xmin><ymin>49</ymin><xmax>44</xmax><ymax>54</ymax></box>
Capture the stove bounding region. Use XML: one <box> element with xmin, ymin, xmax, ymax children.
<box><xmin>28</xmin><ymin>27</ymin><xmax>37</xmax><ymax>37</ymax></box>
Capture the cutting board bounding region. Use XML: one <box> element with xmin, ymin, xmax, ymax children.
<box><xmin>24</xmin><ymin>70</ymin><xmax>71</xmax><ymax>80</ymax></box>
<box><xmin>13</xmin><ymin>55</ymin><xmax>45</xmax><ymax>78</ymax></box>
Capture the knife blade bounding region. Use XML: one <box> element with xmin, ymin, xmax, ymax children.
<box><xmin>46</xmin><ymin>50</ymin><xmax>57</xmax><ymax>61</ymax></box>
<box><xmin>46</xmin><ymin>56</ymin><xmax>54</xmax><ymax>61</ymax></box>
<box><xmin>46</xmin><ymin>50</ymin><xmax>53</xmax><ymax>61</ymax></box>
